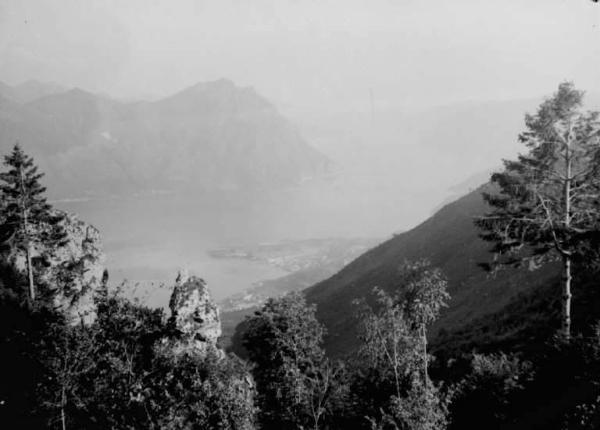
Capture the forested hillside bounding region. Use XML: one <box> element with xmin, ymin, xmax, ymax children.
<box><xmin>303</xmin><ymin>185</ymin><xmax>563</xmax><ymax>357</ymax></box>
<box><xmin>5</xmin><ymin>83</ymin><xmax>600</xmax><ymax>429</ymax></box>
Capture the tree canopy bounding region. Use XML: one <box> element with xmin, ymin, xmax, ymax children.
<box><xmin>476</xmin><ymin>82</ymin><xmax>600</xmax><ymax>339</ymax></box>
<box><xmin>0</xmin><ymin>143</ymin><xmax>66</xmax><ymax>301</ymax></box>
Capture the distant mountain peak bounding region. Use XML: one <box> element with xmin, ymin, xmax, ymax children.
<box><xmin>15</xmin><ymin>79</ymin><xmax>66</xmax><ymax>92</ymax></box>
<box><xmin>188</xmin><ymin>78</ymin><xmax>236</xmax><ymax>91</ymax></box>
<box><xmin>182</xmin><ymin>78</ymin><xmax>258</xmax><ymax>95</ymax></box>
<box><xmin>156</xmin><ymin>78</ymin><xmax>273</xmax><ymax>114</ymax></box>
<box><xmin>0</xmin><ymin>79</ymin><xmax>69</xmax><ymax>103</ymax></box>
<box><xmin>63</xmin><ymin>87</ymin><xmax>98</xmax><ymax>99</ymax></box>
<box><xmin>0</xmin><ymin>78</ymin><xmax>329</xmax><ymax>197</ymax></box>
<box><xmin>26</xmin><ymin>87</ymin><xmax>117</xmax><ymax>115</ymax></box>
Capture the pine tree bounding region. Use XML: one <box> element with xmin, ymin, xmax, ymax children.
<box><xmin>0</xmin><ymin>143</ymin><xmax>66</xmax><ymax>302</ymax></box>
<box><xmin>476</xmin><ymin>82</ymin><xmax>600</xmax><ymax>340</ymax></box>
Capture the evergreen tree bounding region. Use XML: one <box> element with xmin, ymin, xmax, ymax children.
<box><xmin>0</xmin><ymin>143</ymin><xmax>66</xmax><ymax>302</ymax></box>
<box><xmin>476</xmin><ymin>82</ymin><xmax>600</xmax><ymax>340</ymax></box>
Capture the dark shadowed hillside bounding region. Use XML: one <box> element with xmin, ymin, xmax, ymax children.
<box><xmin>304</xmin><ymin>185</ymin><xmax>564</xmax><ymax>358</ymax></box>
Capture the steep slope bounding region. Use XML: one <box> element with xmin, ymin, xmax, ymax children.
<box><xmin>0</xmin><ymin>79</ymin><xmax>329</xmax><ymax>198</ymax></box>
<box><xmin>304</xmin><ymin>185</ymin><xmax>562</xmax><ymax>357</ymax></box>
<box><xmin>135</xmin><ymin>79</ymin><xmax>329</xmax><ymax>191</ymax></box>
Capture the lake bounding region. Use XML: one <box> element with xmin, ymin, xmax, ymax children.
<box><xmin>54</xmin><ymin>191</ymin><xmax>297</xmax><ymax>307</ymax></box>
<box><xmin>52</xmin><ymin>177</ymin><xmax>445</xmax><ymax>308</ymax></box>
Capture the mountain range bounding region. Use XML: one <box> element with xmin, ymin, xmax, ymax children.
<box><xmin>6</xmin><ymin>78</ymin><xmax>600</xmax><ymax>362</ymax></box>
<box><xmin>0</xmin><ymin>80</ymin><xmax>68</xmax><ymax>104</ymax></box>
<box><xmin>0</xmin><ymin>79</ymin><xmax>330</xmax><ymax>198</ymax></box>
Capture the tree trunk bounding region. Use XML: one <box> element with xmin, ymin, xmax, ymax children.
<box><xmin>60</xmin><ymin>384</ymin><xmax>67</xmax><ymax>430</ymax></box>
<box><xmin>562</xmin><ymin>142</ymin><xmax>572</xmax><ymax>341</ymax></box>
<box><xmin>26</xmin><ymin>242</ymin><xmax>34</xmax><ymax>301</ymax></box>
<box><xmin>19</xmin><ymin>166</ymin><xmax>35</xmax><ymax>303</ymax></box>
<box><xmin>19</xmin><ymin>165</ymin><xmax>35</xmax><ymax>302</ymax></box>
<box><xmin>422</xmin><ymin>323</ymin><xmax>428</xmax><ymax>385</ymax></box>
<box><xmin>562</xmin><ymin>256</ymin><xmax>572</xmax><ymax>340</ymax></box>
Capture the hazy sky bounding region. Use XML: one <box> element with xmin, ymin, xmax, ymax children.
<box><xmin>0</xmin><ymin>0</ymin><xmax>599</xmax><ymax>112</ymax></box>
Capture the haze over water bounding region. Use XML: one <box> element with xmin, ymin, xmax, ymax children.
<box><xmin>3</xmin><ymin>0</ymin><xmax>600</xmax><ymax>303</ymax></box>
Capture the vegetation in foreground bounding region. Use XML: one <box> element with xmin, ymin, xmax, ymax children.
<box><xmin>2</xmin><ymin>82</ymin><xmax>600</xmax><ymax>429</ymax></box>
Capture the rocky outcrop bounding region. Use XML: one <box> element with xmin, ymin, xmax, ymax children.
<box><xmin>7</xmin><ymin>211</ymin><xmax>106</xmax><ymax>324</ymax></box>
<box><xmin>168</xmin><ymin>271</ymin><xmax>222</xmax><ymax>356</ymax></box>
<box><xmin>44</xmin><ymin>212</ymin><xmax>106</xmax><ymax>324</ymax></box>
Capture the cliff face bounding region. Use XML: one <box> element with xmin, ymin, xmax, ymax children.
<box><xmin>9</xmin><ymin>211</ymin><xmax>106</xmax><ymax>324</ymax></box>
<box><xmin>168</xmin><ymin>272</ymin><xmax>222</xmax><ymax>356</ymax></box>
<box><xmin>45</xmin><ymin>213</ymin><xmax>106</xmax><ymax>324</ymax></box>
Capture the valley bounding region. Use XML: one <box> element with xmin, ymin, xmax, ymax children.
<box><xmin>3</xmin><ymin>2</ymin><xmax>600</xmax><ymax>428</ymax></box>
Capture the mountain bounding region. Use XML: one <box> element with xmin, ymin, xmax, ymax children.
<box><xmin>302</xmin><ymin>185</ymin><xmax>567</xmax><ymax>358</ymax></box>
<box><xmin>0</xmin><ymin>79</ymin><xmax>330</xmax><ymax>198</ymax></box>
<box><xmin>0</xmin><ymin>80</ymin><xmax>68</xmax><ymax>104</ymax></box>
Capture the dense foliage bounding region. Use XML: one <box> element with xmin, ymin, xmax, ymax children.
<box><xmin>348</xmin><ymin>261</ymin><xmax>451</xmax><ymax>430</ymax></box>
<box><xmin>0</xmin><ymin>143</ymin><xmax>67</xmax><ymax>301</ymax></box>
<box><xmin>242</xmin><ymin>292</ymin><xmax>347</xmax><ymax>430</ymax></box>
<box><xmin>0</xmin><ymin>282</ymin><xmax>257</xmax><ymax>429</ymax></box>
<box><xmin>476</xmin><ymin>82</ymin><xmax>600</xmax><ymax>339</ymax></box>
<box><xmin>5</xmin><ymin>83</ymin><xmax>600</xmax><ymax>429</ymax></box>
